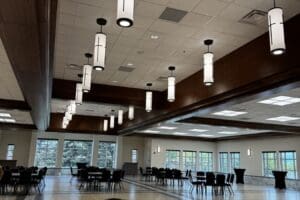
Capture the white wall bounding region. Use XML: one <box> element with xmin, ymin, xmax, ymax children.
<box><xmin>217</xmin><ymin>135</ymin><xmax>300</xmax><ymax>177</ymax></box>
<box><xmin>0</xmin><ymin>129</ymin><xmax>32</xmax><ymax>166</ymax></box>
<box><xmin>150</xmin><ymin>138</ymin><xmax>217</xmax><ymax>170</ymax></box>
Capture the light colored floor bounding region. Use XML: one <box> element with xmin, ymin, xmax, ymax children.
<box><xmin>0</xmin><ymin>176</ymin><xmax>300</xmax><ymax>200</ymax></box>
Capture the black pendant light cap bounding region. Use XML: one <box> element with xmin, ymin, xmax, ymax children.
<box><xmin>111</xmin><ymin>109</ymin><xmax>115</xmax><ymax>113</ymax></box>
<box><xmin>204</xmin><ymin>39</ymin><xmax>213</xmax><ymax>46</ymax></box>
<box><xmin>146</xmin><ymin>83</ymin><xmax>152</xmax><ymax>87</ymax></box>
<box><xmin>97</xmin><ymin>18</ymin><xmax>107</xmax><ymax>26</ymax></box>
<box><xmin>168</xmin><ymin>66</ymin><xmax>175</xmax><ymax>71</ymax></box>
<box><xmin>77</xmin><ymin>74</ymin><xmax>83</xmax><ymax>78</ymax></box>
<box><xmin>85</xmin><ymin>53</ymin><xmax>93</xmax><ymax>58</ymax></box>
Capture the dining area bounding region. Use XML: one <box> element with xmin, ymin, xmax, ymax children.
<box><xmin>138</xmin><ymin>167</ymin><xmax>235</xmax><ymax>196</ymax></box>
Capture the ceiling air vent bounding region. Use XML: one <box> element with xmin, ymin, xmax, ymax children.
<box><xmin>159</xmin><ymin>7</ymin><xmax>187</xmax><ymax>23</ymax></box>
<box><xmin>239</xmin><ymin>10</ymin><xmax>267</xmax><ymax>26</ymax></box>
<box><xmin>118</xmin><ymin>66</ymin><xmax>135</xmax><ymax>72</ymax></box>
<box><xmin>157</xmin><ymin>76</ymin><xmax>168</xmax><ymax>82</ymax></box>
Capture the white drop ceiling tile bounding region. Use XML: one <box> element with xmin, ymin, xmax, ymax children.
<box><xmin>143</xmin><ymin>0</ymin><xmax>169</xmax><ymax>6</ymax></box>
<box><xmin>136</xmin><ymin>39</ymin><xmax>160</xmax><ymax>50</ymax></box>
<box><xmin>72</xmin><ymin>0</ymin><xmax>104</xmax><ymax>7</ymax></box>
<box><xmin>58</xmin><ymin>13</ymin><xmax>76</xmax><ymax>26</ymax></box>
<box><xmin>133</xmin><ymin>16</ymin><xmax>155</xmax><ymax>29</ymax></box>
<box><xmin>175</xmin><ymin>24</ymin><xmax>199</xmax><ymax>37</ymax></box>
<box><xmin>149</xmin><ymin>20</ymin><xmax>179</xmax><ymax>34</ymax></box>
<box><xmin>96</xmin><ymin>0</ymin><xmax>118</xmax><ymax>11</ymax></box>
<box><xmin>135</xmin><ymin>1</ymin><xmax>166</xmax><ymax>19</ymax></box>
<box><xmin>75</xmin><ymin>2</ymin><xmax>103</xmax><ymax>18</ymax></box>
<box><xmin>120</xmin><ymin>27</ymin><xmax>148</xmax><ymax>39</ymax></box>
<box><xmin>233</xmin><ymin>0</ymin><xmax>270</xmax><ymax>11</ymax></box>
<box><xmin>219</xmin><ymin>3</ymin><xmax>252</xmax><ymax>21</ymax></box>
<box><xmin>59</xmin><ymin>0</ymin><xmax>78</xmax><ymax>15</ymax></box>
<box><xmin>167</xmin><ymin>0</ymin><xmax>201</xmax><ymax>11</ymax></box>
<box><xmin>193</xmin><ymin>0</ymin><xmax>230</xmax><ymax>16</ymax></box>
<box><xmin>180</xmin><ymin>12</ymin><xmax>212</xmax><ymax>28</ymax></box>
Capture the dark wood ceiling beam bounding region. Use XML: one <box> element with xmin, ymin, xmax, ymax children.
<box><xmin>178</xmin><ymin>117</ymin><xmax>300</xmax><ymax>134</ymax></box>
<box><xmin>47</xmin><ymin>113</ymin><xmax>118</xmax><ymax>135</ymax></box>
<box><xmin>0</xmin><ymin>99</ymin><xmax>31</xmax><ymax>111</ymax></box>
<box><xmin>52</xmin><ymin>78</ymin><xmax>164</xmax><ymax>108</ymax></box>
<box><xmin>118</xmin><ymin>14</ymin><xmax>300</xmax><ymax>135</ymax></box>
<box><xmin>0</xmin><ymin>0</ymin><xmax>57</xmax><ymax>130</ymax></box>
<box><xmin>0</xmin><ymin>123</ymin><xmax>36</xmax><ymax>130</ymax></box>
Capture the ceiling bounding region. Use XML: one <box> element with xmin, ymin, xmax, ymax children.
<box><xmin>0</xmin><ymin>38</ymin><xmax>24</xmax><ymax>101</ymax></box>
<box><xmin>51</xmin><ymin>98</ymin><xmax>129</xmax><ymax>117</ymax></box>
<box><xmin>136</xmin><ymin>121</ymin><xmax>270</xmax><ymax>138</ymax></box>
<box><xmin>197</xmin><ymin>87</ymin><xmax>300</xmax><ymax>127</ymax></box>
<box><xmin>54</xmin><ymin>0</ymin><xmax>300</xmax><ymax>91</ymax></box>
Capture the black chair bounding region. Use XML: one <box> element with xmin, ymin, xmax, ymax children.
<box><xmin>215</xmin><ymin>174</ymin><xmax>226</xmax><ymax>195</ymax></box>
<box><xmin>188</xmin><ymin>175</ymin><xmax>203</xmax><ymax>193</ymax></box>
<box><xmin>18</xmin><ymin>170</ymin><xmax>32</xmax><ymax>194</ymax></box>
<box><xmin>0</xmin><ymin>170</ymin><xmax>12</xmax><ymax>194</ymax></box>
<box><xmin>30</xmin><ymin>169</ymin><xmax>44</xmax><ymax>193</ymax></box>
<box><xmin>139</xmin><ymin>167</ymin><xmax>147</xmax><ymax>181</ymax></box>
<box><xmin>225</xmin><ymin>174</ymin><xmax>234</xmax><ymax>194</ymax></box>
<box><xmin>70</xmin><ymin>166</ymin><xmax>78</xmax><ymax>183</ymax></box>
<box><xmin>204</xmin><ymin>172</ymin><xmax>215</xmax><ymax>194</ymax></box>
<box><xmin>110</xmin><ymin>170</ymin><xmax>123</xmax><ymax>191</ymax></box>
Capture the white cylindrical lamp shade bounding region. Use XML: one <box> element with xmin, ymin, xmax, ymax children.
<box><xmin>268</xmin><ymin>7</ymin><xmax>285</xmax><ymax>55</ymax></box>
<box><xmin>93</xmin><ymin>33</ymin><xmax>106</xmax><ymax>70</ymax></box>
<box><xmin>167</xmin><ymin>76</ymin><xmax>175</xmax><ymax>102</ymax></box>
<box><xmin>103</xmin><ymin>119</ymin><xmax>108</xmax><ymax>132</ymax></box>
<box><xmin>69</xmin><ymin>101</ymin><xmax>76</xmax><ymax>114</ymax></box>
<box><xmin>128</xmin><ymin>105</ymin><xmax>134</xmax><ymax>120</ymax></box>
<box><xmin>82</xmin><ymin>64</ymin><xmax>93</xmax><ymax>92</ymax></box>
<box><xmin>145</xmin><ymin>91</ymin><xmax>152</xmax><ymax>112</ymax></box>
<box><xmin>110</xmin><ymin>115</ymin><xmax>115</xmax><ymax>129</ymax></box>
<box><xmin>75</xmin><ymin>83</ymin><xmax>83</xmax><ymax>105</ymax></box>
<box><xmin>118</xmin><ymin>110</ymin><xmax>123</xmax><ymax>125</ymax></box>
<box><xmin>203</xmin><ymin>52</ymin><xmax>214</xmax><ymax>86</ymax></box>
<box><xmin>117</xmin><ymin>0</ymin><xmax>134</xmax><ymax>27</ymax></box>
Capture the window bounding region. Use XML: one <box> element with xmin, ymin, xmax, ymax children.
<box><xmin>131</xmin><ymin>149</ymin><xmax>137</xmax><ymax>163</ymax></box>
<box><xmin>62</xmin><ymin>140</ymin><xmax>93</xmax><ymax>167</ymax></box>
<box><xmin>98</xmin><ymin>142</ymin><xmax>116</xmax><ymax>168</ymax></box>
<box><xmin>34</xmin><ymin>139</ymin><xmax>58</xmax><ymax>167</ymax></box>
<box><xmin>262</xmin><ymin>151</ymin><xmax>277</xmax><ymax>177</ymax></box>
<box><xmin>219</xmin><ymin>152</ymin><xmax>229</xmax><ymax>173</ymax></box>
<box><xmin>280</xmin><ymin>151</ymin><xmax>297</xmax><ymax>179</ymax></box>
<box><xmin>6</xmin><ymin>144</ymin><xmax>15</xmax><ymax>160</ymax></box>
<box><xmin>165</xmin><ymin>150</ymin><xmax>180</xmax><ymax>169</ymax></box>
<box><xmin>199</xmin><ymin>151</ymin><xmax>213</xmax><ymax>171</ymax></box>
<box><xmin>230</xmin><ymin>152</ymin><xmax>240</xmax><ymax>171</ymax></box>
<box><xmin>183</xmin><ymin>151</ymin><xmax>196</xmax><ymax>171</ymax></box>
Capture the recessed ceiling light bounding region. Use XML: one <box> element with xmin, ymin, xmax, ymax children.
<box><xmin>218</xmin><ymin>131</ymin><xmax>238</xmax><ymax>135</ymax></box>
<box><xmin>266</xmin><ymin>116</ymin><xmax>300</xmax><ymax>122</ymax></box>
<box><xmin>157</xmin><ymin>126</ymin><xmax>177</xmax><ymax>130</ymax></box>
<box><xmin>150</xmin><ymin>35</ymin><xmax>159</xmax><ymax>39</ymax></box>
<box><xmin>189</xmin><ymin>129</ymin><xmax>208</xmax><ymax>132</ymax></box>
<box><xmin>5</xmin><ymin>119</ymin><xmax>16</xmax><ymax>123</ymax></box>
<box><xmin>112</xmin><ymin>80</ymin><xmax>118</xmax><ymax>83</ymax></box>
<box><xmin>127</xmin><ymin>63</ymin><xmax>133</xmax><ymax>66</ymax></box>
<box><xmin>173</xmin><ymin>132</ymin><xmax>187</xmax><ymax>135</ymax></box>
<box><xmin>258</xmin><ymin>96</ymin><xmax>300</xmax><ymax>106</ymax></box>
<box><xmin>0</xmin><ymin>113</ymin><xmax>11</xmax><ymax>118</ymax></box>
<box><xmin>142</xmin><ymin>130</ymin><xmax>160</xmax><ymax>134</ymax></box>
<box><xmin>198</xmin><ymin>134</ymin><xmax>214</xmax><ymax>137</ymax></box>
<box><xmin>212</xmin><ymin>110</ymin><xmax>247</xmax><ymax>117</ymax></box>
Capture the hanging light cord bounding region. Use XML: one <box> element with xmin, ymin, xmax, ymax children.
<box><xmin>273</xmin><ymin>0</ymin><xmax>276</xmax><ymax>8</ymax></box>
<box><xmin>207</xmin><ymin>44</ymin><xmax>210</xmax><ymax>53</ymax></box>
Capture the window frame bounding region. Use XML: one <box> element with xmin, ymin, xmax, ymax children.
<box><xmin>165</xmin><ymin>150</ymin><xmax>181</xmax><ymax>169</ymax></box>
<box><xmin>131</xmin><ymin>149</ymin><xmax>138</xmax><ymax>163</ymax></box>
<box><xmin>230</xmin><ymin>152</ymin><xmax>241</xmax><ymax>172</ymax></box>
<box><xmin>34</xmin><ymin>138</ymin><xmax>59</xmax><ymax>167</ymax></box>
<box><xmin>279</xmin><ymin>151</ymin><xmax>297</xmax><ymax>179</ymax></box>
<box><xmin>97</xmin><ymin>141</ymin><xmax>116</xmax><ymax>168</ymax></box>
<box><xmin>198</xmin><ymin>151</ymin><xmax>213</xmax><ymax>171</ymax></box>
<box><xmin>262</xmin><ymin>151</ymin><xmax>277</xmax><ymax>177</ymax></box>
<box><xmin>182</xmin><ymin>150</ymin><xmax>196</xmax><ymax>171</ymax></box>
<box><xmin>6</xmin><ymin>144</ymin><xmax>15</xmax><ymax>160</ymax></box>
<box><xmin>219</xmin><ymin>152</ymin><xmax>229</xmax><ymax>173</ymax></box>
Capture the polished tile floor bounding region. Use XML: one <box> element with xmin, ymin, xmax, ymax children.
<box><xmin>0</xmin><ymin>176</ymin><xmax>299</xmax><ymax>200</ymax></box>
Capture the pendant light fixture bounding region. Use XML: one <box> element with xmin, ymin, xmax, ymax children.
<box><xmin>167</xmin><ymin>66</ymin><xmax>176</xmax><ymax>102</ymax></box>
<box><xmin>145</xmin><ymin>83</ymin><xmax>153</xmax><ymax>112</ymax></box>
<box><xmin>128</xmin><ymin>105</ymin><xmax>134</xmax><ymax>120</ymax></box>
<box><xmin>118</xmin><ymin>110</ymin><xmax>123</xmax><ymax>125</ymax></box>
<box><xmin>203</xmin><ymin>39</ymin><xmax>214</xmax><ymax>86</ymax></box>
<box><xmin>116</xmin><ymin>0</ymin><xmax>134</xmax><ymax>28</ymax></box>
<box><xmin>103</xmin><ymin>115</ymin><xmax>108</xmax><ymax>132</ymax></box>
<box><xmin>69</xmin><ymin>100</ymin><xmax>76</xmax><ymax>115</ymax></box>
<box><xmin>268</xmin><ymin>0</ymin><xmax>286</xmax><ymax>55</ymax></box>
<box><xmin>65</xmin><ymin>111</ymin><xmax>72</xmax><ymax>121</ymax></box>
<box><xmin>94</xmin><ymin>18</ymin><xmax>107</xmax><ymax>71</ymax></box>
<box><xmin>110</xmin><ymin>110</ymin><xmax>115</xmax><ymax>129</ymax></box>
<box><xmin>62</xmin><ymin>116</ymin><xmax>69</xmax><ymax>129</ymax></box>
<box><xmin>82</xmin><ymin>53</ymin><xmax>93</xmax><ymax>93</ymax></box>
<box><xmin>75</xmin><ymin>83</ymin><xmax>83</xmax><ymax>105</ymax></box>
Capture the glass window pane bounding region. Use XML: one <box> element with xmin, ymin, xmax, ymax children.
<box><xmin>199</xmin><ymin>152</ymin><xmax>213</xmax><ymax>171</ymax></box>
<box><xmin>183</xmin><ymin>151</ymin><xmax>196</xmax><ymax>171</ymax></box>
<box><xmin>34</xmin><ymin>139</ymin><xmax>58</xmax><ymax>167</ymax></box>
<box><xmin>97</xmin><ymin>142</ymin><xmax>116</xmax><ymax>168</ymax></box>
<box><xmin>165</xmin><ymin>150</ymin><xmax>180</xmax><ymax>169</ymax></box>
<box><xmin>62</xmin><ymin>140</ymin><xmax>92</xmax><ymax>167</ymax></box>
